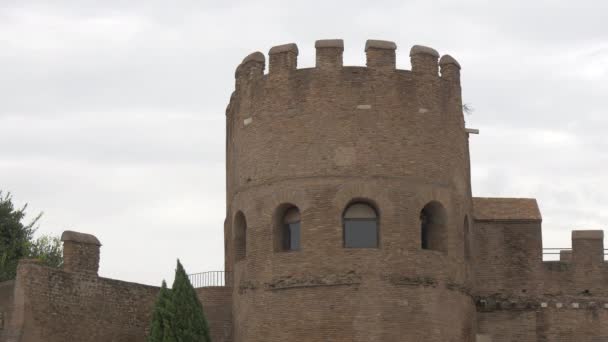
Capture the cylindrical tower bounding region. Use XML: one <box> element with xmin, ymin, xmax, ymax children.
<box><xmin>224</xmin><ymin>39</ymin><xmax>475</xmax><ymax>342</ymax></box>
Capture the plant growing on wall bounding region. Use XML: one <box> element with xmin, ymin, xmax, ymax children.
<box><xmin>29</xmin><ymin>235</ymin><xmax>63</xmax><ymax>269</ymax></box>
<box><xmin>148</xmin><ymin>260</ymin><xmax>211</xmax><ymax>342</ymax></box>
<box><xmin>0</xmin><ymin>191</ymin><xmax>63</xmax><ymax>281</ymax></box>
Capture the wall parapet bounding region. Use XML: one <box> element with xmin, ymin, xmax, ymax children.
<box><xmin>61</xmin><ymin>230</ymin><xmax>101</xmax><ymax>275</ymax></box>
<box><xmin>233</xmin><ymin>39</ymin><xmax>461</xmax><ymax>90</ymax></box>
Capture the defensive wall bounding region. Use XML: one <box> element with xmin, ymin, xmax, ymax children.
<box><xmin>472</xmin><ymin>198</ymin><xmax>608</xmax><ymax>341</ymax></box>
<box><xmin>226</xmin><ymin>39</ymin><xmax>474</xmax><ymax>342</ymax></box>
<box><xmin>0</xmin><ymin>280</ymin><xmax>15</xmax><ymax>333</ymax></box>
<box><xmin>224</xmin><ymin>39</ymin><xmax>608</xmax><ymax>342</ymax></box>
<box><xmin>0</xmin><ymin>38</ymin><xmax>606</xmax><ymax>342</ymax></box>
<box><xmin>0</xmin><ymin>231</ymin><xmax>232</xmax><ymax>342</ymax></box>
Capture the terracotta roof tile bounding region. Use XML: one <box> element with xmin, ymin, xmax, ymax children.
<box><xmin>473</xmin><ymin>197</ymin><xmax>542</xmax><ymax>222</ymax></box>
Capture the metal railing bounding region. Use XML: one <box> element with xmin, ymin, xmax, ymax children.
<box><xmin>542</xmin><ymin>248</ymin><xmax>608</xmax><ymax>260</ymax></box>
<box><xmin>543</xmin><ymin>248</ymin><xmax>572</xmax><ymax>256</ymax></box>
<box><xmin>188</xmin><ymin>271</ymin><xmax>232</xmax><ymax>288</ymax></box>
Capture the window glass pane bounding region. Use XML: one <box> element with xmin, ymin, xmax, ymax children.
<box><xmin>289</xmin><ymin>222</ymin><xmax>300</xmax><ymax>250</ymax></box>
<box><xmin>344</xmin><ymin>220</ymin><xmax>377</xmax><ymax>248</ymax></box>
<box><xmin>344</xmin><ymin>203</ymin><xmax>377</xmax><ymax>219</ymax></box>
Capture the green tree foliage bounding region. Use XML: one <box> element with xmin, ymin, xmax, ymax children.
<box><xmin>30</xmin><ymin>235</ymin><xmax>63</xmax><ymax>269</ymax></box>
<box><xmin>0</xmin><ymin>191</ymin><xmax>63</xmax><ymax>281</ymax></box>
<box><xmin>148</xmin><ymin>280</ymin><xmax>176</xmax><ymax>342</ymax></box>
<box><xmin>0</xmin><ymin>191</ymin><xmax>40</xmax><ymax>281</ymax></box>
<box><xmin>170</xmin><ymin>260</ymin><xmax>211</xmax><ymax>342</ymax></box>
<box><xmin>148</xmin><ymin>260</ymin><xmax>211</xmax><ymax>342</ymax></box>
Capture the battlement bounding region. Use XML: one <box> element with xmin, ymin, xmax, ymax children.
<box><xmin>233</xmin><ymin>39</ymin><xmax>460</xmax><ymax>88</ymax></box>
<box><xmin>571</xmin><ymin>230</ymin><xmax>605</xmax><ymax>265</ymax></box>
<box><xmin>61</xmin><ymin>230</ymin><xmax>101</xmax><ymax>275</ymax></box>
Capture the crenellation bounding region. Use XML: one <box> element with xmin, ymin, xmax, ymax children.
<box><xmin>60</xmin><ymin>231</ymin><xmax>101</xmax><ymax>275</ymax></box>
<box><xmin>365</xmin><ymin>39</ymin><xmax>397</xmax><ymax>70</ymax></box>
<box><xmin>235</xmin><ymin>52</ymin><xmax>265</xmax><ymax>91</ymax></box>
<box><xmin>315</xmin><ymin>39</ymin><xmax>343</xmax><ymax>69</ymax></box>
<box><xmin>410</xmin><ymin>45</ymin><xmax>439</xmax><ymax>76</ymax></box>
<box><xmin>233</xmin><ymin>40</ymin><xmax>457</xmax><ymax>96</ymax></box>
<box><xmin>572</xmin><ymin>230</ymin><xmax>604</xmax><ymax>266</ymax></box>
<box><xmin>439</xmin><ymin>54</ymin><xmax>461</xmax><ymax>81</ymax></box>
<box><xmin>268</xmin><ymin>43</ymin><xmax>298</xmax><ymax>75</ymax></box>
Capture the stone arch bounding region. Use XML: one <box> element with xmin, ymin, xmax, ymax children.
<box><xmin>273</xmin><ymin>204</ymin><xmax>301</xmax><ymax>252</ymax></box>
<box><xmin>420</xmin><ymin>201</ymin><xmax>447</xmax><ymax>253</ymax></box>
<box><xmin>343</xmin><ymin>201</ymin><xmax>379</xmax><ymax>248</ymax></box>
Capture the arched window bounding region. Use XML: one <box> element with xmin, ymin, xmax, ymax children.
<box><xmin>343</xmin><ymin>202</ymin><xmax>378</xmax><ymax>248</ymax></box>
<box><xmin>420</xmin><ymin>201</ymin><xmax>447</xmax><ymax>253</ymax></box>
<box><xmin>276</xmin><ymin>206</ymin><xmax>301</xmax><ymax>251</ymax></box>
<box><xmin>234</xmin><ymin>211</ymin><xmax>247</xmax><ymax>261</ymax></box>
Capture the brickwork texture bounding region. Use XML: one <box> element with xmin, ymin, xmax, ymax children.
<box><xmin>0</xmin><ymin>38</ymin><xmax>606</xmax><ymax>342</ymax></box>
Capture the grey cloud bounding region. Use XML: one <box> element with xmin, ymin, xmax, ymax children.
<box><xmin>1</xmin><ymin>0</ymin><xmax>607</xmax><ymax>285</ymax></box>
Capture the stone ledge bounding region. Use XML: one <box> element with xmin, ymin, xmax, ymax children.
<box><xmin>242</xmin><ymin>51</ymin><xmax>265</xmax><ymax>64</ymax></box>
<box><xmin>315</xmin><ymin>39</ymin><xmax>344</xmax><ymax>49</ymax></box>
<box><xmin>410</xmin><ymin>45</ymin><xmax>439</xmax><ymax>57</ymax></box>
<box><xmin>61</xmin><ymin>230</ymin><xmax>101</xmax><ymax>246</ymax></box>
<box><xmin>439</xmin><ymin>54</ymin><xmax>461</xmax><ymax>68</ymax></box>
<box><xmin>269</xmin><ymin>43</ymin><xmax>299</xmax><ymax>55</ymax></box>
<box><xmin>265</xmin><ymin>271</ymin><xmax>361</xmax><ymax>291</ymax></box>
<box><xmin>365</xmin><ymin>39</ymin><xmax>397</xmax><ymax>51</ymax></box>
<box><xmin>572</xmin><ymin>230</ymin><xmax>604</xmax><ymax>240</ymax></box>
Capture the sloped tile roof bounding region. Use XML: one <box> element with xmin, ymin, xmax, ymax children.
<box><xmin>473</xmin><ymin>197</ymin><xmax>542</xmax><ymax>222</ymax></box>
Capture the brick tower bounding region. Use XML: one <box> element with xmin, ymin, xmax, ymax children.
<box><xmin>224</xmin><ymin>39</ymin><xmax>475</xmax><ymax>341</ymax></box>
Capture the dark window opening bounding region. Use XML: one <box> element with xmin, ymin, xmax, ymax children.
<box><xmin>344</xmin><ymin>203</ymin><xmax>378</xmax><ymax>248</ymax></box>
<box><xmin>282</xmin><ymin>207</ymin><xmax>301</xmax><ymax>251</ymax></box>
<box><xmin>464</xmin><ymin>216</ymin><xmax>471</xmax><ymax>261</ymax></box>
<box><xmin>234</xmin><ymin>211</ymin><xmax>247</xmax><ymax>261</ymax></box>
<box><xmin>420</xmin><ymin>201</ymin><xmax>447</xmax><ymax>253</ymax></box>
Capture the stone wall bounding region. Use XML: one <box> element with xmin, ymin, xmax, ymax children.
<box><xmin>2</xmin><ymin>259</ymin><xmax>158</xmax><ymax>342</ymax></box>
<box><xmin>226</xmin><ymin>39</ymin><xmax>475</xmax><ymax>342</ymax></box>
<box><xmin>0</xmin><ymin>280</ymin><xmax>15</xmax><ymax>332</ymax></box>
<box><xmin>472</xmin><ymin>199</ymin><xmax>608</xmax><ymax>341</ymax></box>
<box><xmin>1</xmin><ymin>231</ymin><xmax>233</xmax><ymax>342</ymax></box>
<box><xmin>197</xmin><ymin>287</ymin><xmax>233</xmax><ymax>342</ymax></box>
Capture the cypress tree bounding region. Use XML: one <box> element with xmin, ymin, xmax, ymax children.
<box><xmin>148</xmin><ymin>280</ymin><xmax>176</xmax><ymax>342</ymax></box>
<box><xmin>170</xmin><ymin>260</ymin><xmax>211</xmax><ymax>342</ymax></box>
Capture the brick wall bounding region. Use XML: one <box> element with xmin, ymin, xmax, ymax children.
<box><xmin>1</xmin><ymin>258</ymin><xmax>234</xmax><ymax>342</ymax></box>
<box><xmin>197</xmin><ymin>287</ymin><xmax>233</xmax><ymax>342</ymax></box>
<box><xmin>2</xmin><ymin>259</ymin><xmax>158</xmax><ymax>342</ymax></box>
<box><xmin>226</xmin><ymin>39</ymin><xmax>475</xmax><ymax>342</ymax></box>
<box><xmin>472</xmin><ymin>205</ymin><xmax>608</xmax><ymax>341</ymax></box>
<box><xmin>0</xmin><ymin>280</ymin><xmax>15</xmax><ymax>333</ymax></box>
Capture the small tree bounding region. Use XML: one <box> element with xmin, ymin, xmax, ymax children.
<box><xmin>0</xmin><ymin>191</ymin><xmax>40</xmax><ymax>281</ymax></box>
<box><xmin>30</xmin><ymin>235</ymin><xmax>63</xmax><ymax>268</ymax></box>
<box><xmin>148</xmin><ymin>280</ymin><xmax>176</xmax><ymax>342</ymax></box>
<box><xmin>170</xmin><ymin>260</ymin><xmax>211</xmax><ymax>342</ymax></box>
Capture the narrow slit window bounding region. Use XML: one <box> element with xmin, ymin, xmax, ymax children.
<box><xmin>234</xmin><ymin>211</ymin><xmax>247</xmax><ymax>261</ymax></box>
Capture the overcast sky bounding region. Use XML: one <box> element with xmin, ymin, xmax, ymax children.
<box><xmin>1</xmin><ymin>0</ymin><xmax>607</xmax><ymax>286</ymax></box>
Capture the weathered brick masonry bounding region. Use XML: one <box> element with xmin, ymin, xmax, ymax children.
<box><xmin>224</xmin><ymin>39</ymin><xmax>608</xmax><ymax>342</ymax></box>
<box><xmin>0</xmin><ymin>232</ymin><xmax>232</xmax><ymax>342</ymax></box>
<box><xmin>1</xmin><ymin>39</ymin><xmax>606</xmax><ymax>342</ymax></box>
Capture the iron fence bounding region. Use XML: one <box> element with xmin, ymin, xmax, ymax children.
<box><xmin>188</xmin><ymin>271</ymin><xmax>232</xmax><ymax>288</ymax></box>
<box><xmin>542</xmin><ymin>248</ymin><xmax>608</xmax><ymax>260</ymax></box>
